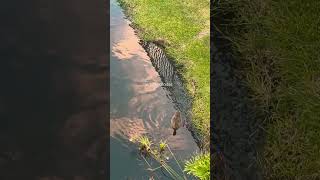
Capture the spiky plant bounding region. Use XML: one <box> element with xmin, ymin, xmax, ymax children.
<box><xmin>159</xmin><ymin>140</ymin><xmax>167</xmax><ymax>154</ymax></box>
<box><xmin>184</xmin><ymin>153</ymin><xmax>210</xmax><ymax>180</ymax></box>
<box><xmin>138</xmin><ymin>136</ymin><xmax>152</xmax><ymax>154</ymax></box>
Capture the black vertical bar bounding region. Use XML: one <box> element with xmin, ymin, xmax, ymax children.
<box><xmin>0</xmin><ymin>0</ymin><xmax>109</xmax><ymax>179</ymax></box>
<box><xmin>106</xmin><ymin>0</ymin><xmax>110</xmax><ymax>179</ymax></box>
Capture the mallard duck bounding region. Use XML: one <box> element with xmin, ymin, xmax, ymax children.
<box><xmin>170</xmin><ymin>111</ymin><xmax>182</xmax><ymax>136</ymax></box>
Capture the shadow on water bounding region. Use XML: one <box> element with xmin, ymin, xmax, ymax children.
<box><xmin>0</xmin><ymin>1</ymin><xmax>107</xmax><ymax>179</ymax></box>
<box><xmin>110</xmin><ymin>0</ymin><xmax>198</xmax><ymax>179</ymax></box>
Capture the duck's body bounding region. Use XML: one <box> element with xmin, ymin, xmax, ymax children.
<box><xmin>170</xmin><ymin>111</ymin><xmax>182</xmax><ymax>136</ymax></box>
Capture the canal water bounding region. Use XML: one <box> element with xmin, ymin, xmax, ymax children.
<box><xmin>110</xmin><ymin>0</ymin><xmax>198</xmax><ymax>179</ymax></box>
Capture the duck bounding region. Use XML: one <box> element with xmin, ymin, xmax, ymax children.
<box><xmin>170</xmin><ymin>111</ymin><xmax>182</xmax><ymax>136</ymax></box>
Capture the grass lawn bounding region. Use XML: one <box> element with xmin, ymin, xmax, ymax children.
<box><xmin>215</xmin><ymin>0</ymin><xmax>320</xmax><ymax>178</ymax></box>
<box><xmin>118</xmin><ymin>0</ymin><xmax>210</xmax><ymax>147</ymax></box>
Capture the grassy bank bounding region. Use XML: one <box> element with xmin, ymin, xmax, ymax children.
<box><xmin>118</xmin><ymin>0</ymin><xmax>210</xmax><ymax>146</ymax></box>
<box><xmin>215</xmin><ymin>0</ymin><xmax>320</xmax><ymax>179</ymax></box>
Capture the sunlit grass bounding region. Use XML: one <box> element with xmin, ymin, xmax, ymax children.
<box><xmin>184</xmin><ymin>153</ymin><xmax>210</xmax><ymax>180</ymax></box>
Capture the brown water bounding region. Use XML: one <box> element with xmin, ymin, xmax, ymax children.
<box><xmin>110</xmin><ymin>0</ymin><xmax>198</xmax><ymax>179</ymax></box>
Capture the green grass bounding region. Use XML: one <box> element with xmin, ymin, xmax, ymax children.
<box><xmin>118</xmin><ymin>0</ymin><xmax>210</xmax><ymax>147</ymax></box>
<box><xmin>184</xmin><ymin>153</ymin><xmax>210</xmax><ymax>180</ymax></box>
<box><xmin>214</xmin><ymin>0</ymin><xmax>320</xmax><ymax>178</ymax></box>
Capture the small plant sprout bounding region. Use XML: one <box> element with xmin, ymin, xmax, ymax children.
<box><xmin>138</xmin><ymin>136</ymin><xmax>152</xmax><ymax>155</ymax></box>
<box><xmin>159</xmin><ymin>140</ymin><xmax>167</xmax><ymax>154</ymax></box>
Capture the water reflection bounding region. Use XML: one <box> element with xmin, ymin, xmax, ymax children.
<box><xmin>112</xmin><ymin>26</ymin><xmax>149</xmax><ymax>61</ymax></box>
<box><xmin>110</xmin><ymin>0</ymin><xmax>198</xmax><ymax>179</ymax></box>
